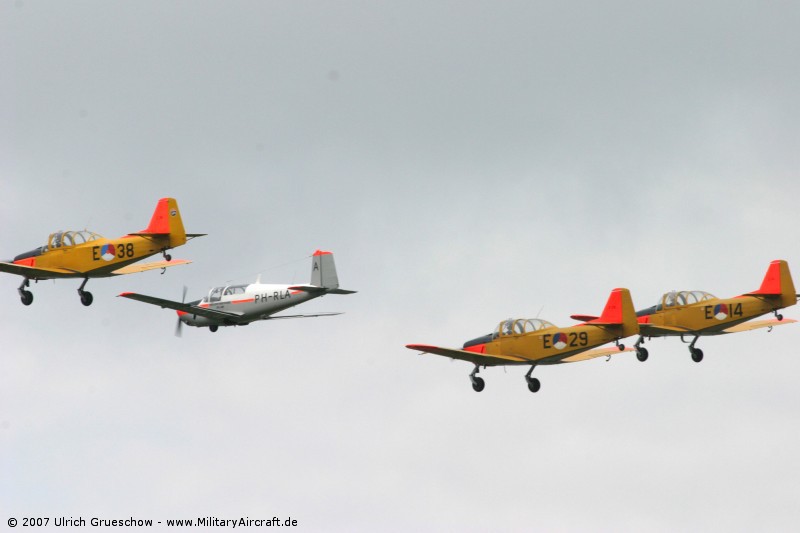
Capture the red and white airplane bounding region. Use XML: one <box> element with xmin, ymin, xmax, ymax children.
<box><xmin>119</xmin><ymin>250</ymin><xmax>355</xmax><ymax>335</ymax></box>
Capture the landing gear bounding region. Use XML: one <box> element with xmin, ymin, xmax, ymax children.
<box><xmin>18</xmin><ymin>279</ymin><xmax>33</xmax><ymax>306</ymax></box>
<box><xmin>524</xmin><ymin>365</ymin><xmax>541</xmax><ymax>393</ymax></box>
<box><xmin>634</xmin><ymin>336</ymin><xmax>648</xmax><ymax>362</ymax></box>
<box><xmin>469</xmin><ymin>365</ymin><xmax>485</xmax><ymax>392</ymax></box>
<box><xmin>774</xmin><ymin>310</ymin><xmax>784</xmax><ymax>321</ymax></box>
<box><xmin>209</xmin><ymin>325</ymin><xmax>219</xmax><ymax>333</ymax></box>
<box><xmin>615</xmin><ymin>339</ymin><xmax>625</xmax><ymax>351</ymax></box>
<box><xmin>162</xmin><ymin>249</ymin><xmax>172</xmax><ymax>261</ymax></box>
<box><xmin>686</xmin><ymin>335</ymin><xmax>703</xmax><ymax>362</ymax></box>
<box><xmin>77</xmin><ymin>278</ymin><xmax>93</xmax><ymax>306</ymax></box>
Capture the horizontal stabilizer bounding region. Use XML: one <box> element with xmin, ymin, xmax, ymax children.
<box><xmin>288</xmin><ymin>284</ymin><xmax>327</xmax><ymax>294</ymax></box>
<box><xmin>112</xmin><ymin>259</ymin><xmax>191</xmax><ymax>275</ymax></box>
<box><xmin>571</xmin><ymin>314</ymin><xmax>598</xmax><ymax>322</ymax></box>
<box><xmin>288</xmin><ymin>285</ymin><xmax>357</xmax><ymax>295</ymax></box>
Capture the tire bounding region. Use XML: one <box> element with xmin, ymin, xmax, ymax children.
<box><xmin>80</xmin><ymin>291</ymin><xmax>93</xmax><ymax>306</ymax></box>
<box><xmin>471</xmin><ymin>377</ymin><xmax>485</xmax><ymax>392</ymax></box>
<box><xmin>20</xmin><ymin>290</ymin><xmax>33</xmax><ymax>306</ymax></box>
<box><xmin>636</xmin><ymin>347</ymin><xmax>649</xmax><ymax>362</ymax></box>
<box><xmin>527</xmin><ymin>377</ymin><xmax>541</xmax><ymax>393</ymax></box>
<box><xmin>691</xmin><ymin>348</ymin><xmax>704</xmax><ymax>363</ymax></box>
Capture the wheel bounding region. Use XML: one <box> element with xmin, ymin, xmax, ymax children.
<box><xmin>209</xmin><ymin>325</ymin><xmax>219</xmax><ymax>332</ymax></box>
<box><xmin>691</xmin><ymin>348</ymin><xmax>703</xmax><ymax>363</ymax></box>
<box><xmin>527</xmin><ymin>377</ymin><xmax>541</xmax><ymax>393</ymax></box>
<box><xmin>164</xmin><ymin>253</ymin><xmax>172</xmax><ymax>261</ymax></box>
<box><xmin>617</xmin><ymin>343</ymin><xmax>625</xmax><ymax>351</ymax></box>
<box><xmin>777</xmin><ymin>314</ymin><xmax>783</xmax><ymax>321</ymax></box>
<box><xmin>471</xmin><ymin>377</ymin><xmax>485</xmax><ymax>392</ymax></box>
<box><xmin>636</xmin><ymin>347</ymin><xmax>649</xmax><ymax>362</ymax></box>
<box><xmin>80</xmin><ymin>291</ymin><xmax>93</xmax><ymax>306</ymax></box>
<box><xmin>20</xmin><ymin>290</ymin><xmax>33</xmax><ymax>306</ymax></box>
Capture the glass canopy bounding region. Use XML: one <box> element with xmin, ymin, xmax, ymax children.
<box><xmin>45</xmin><ymin>230</ymin><xmax>103</xmax><ymax>249</ymax></box>
<box><xmin>657</xmin><ymin>290</ymin><xmax>717</xmax><ymax>309</ymax></box>
<box><xmin>495</xmin><ymin>318</ymin><xmax>556</xmax><ymax>337</ymax></box>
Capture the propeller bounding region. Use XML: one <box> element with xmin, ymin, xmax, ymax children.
<box><xmin>174</xmin><ymin>285</ymin><xmax>188</xmax><ymax>338</ymax></box>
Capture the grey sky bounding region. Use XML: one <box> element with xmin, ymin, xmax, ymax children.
<box><xmin>3</xmin><ymin>1</ymin><xmax>800</xmax><ymax>531</ymax></box>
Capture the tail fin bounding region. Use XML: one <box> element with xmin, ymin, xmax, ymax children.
<box><xmin>747</xmin><ymin>260</ymin><xmax>797</xmax><ymax>308</ymax></box>
<box><xmin>311</xmin><ymin>250</ymin><xmax>339</xmax><ymax>288</ymax></box>
<box><xmin>310</xmin><ymin>250</ymin><xmax>357</xmax><ymax>294</ymax></box>
<box><xmin>587</xmin><ymin>288</ymin><xmax>639</xmax><ymax>337</ymax></box>
<box><xmin>138</xmin><ymin>198</ymin><xmax>187</xmax><ymax>248</ymax></box>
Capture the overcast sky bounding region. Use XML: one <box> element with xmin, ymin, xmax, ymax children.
<box><xmin>3</xmin><ymin>1</ymin><xmax>800</xmax><ymax>531</ymax></box>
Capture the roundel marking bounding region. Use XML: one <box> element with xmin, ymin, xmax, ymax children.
<box><xmin>714</xmin><ymin>303</ymin><xmax>729</xmax><ymax>320</ymax></box>
<box><xmin>553</xmin><ymin>332</ymin><xmax>568</xmax><ymax>350</ymax></box>
<box><xmin>100</xmin><ymin>243</ymin><xmax>116</xmax><ymax>261</ymax></box>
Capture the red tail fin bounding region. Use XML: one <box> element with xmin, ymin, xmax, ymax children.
<box><xmin>746</xmin><ymin>260</ymin><xmax>797</xmax><ymax>309</ymax></box>
<box><xmin>587</xmin><ymin>288</ymin><xmax>639</xmax><ymax>337</ymax></box>
<box><xmin>141</xmin><ymin>198</ymin><xmax>174</xmax><ymax>234</ymax></box>
<box><xmin>751</xmin><ymin>260</ymin><xmax>784</xmax><ymax>295</ymax></box>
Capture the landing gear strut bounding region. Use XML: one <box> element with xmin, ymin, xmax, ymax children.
<box><xmin>77</xmin><ymin>278</ymin><xmax>93</xmax><ymax>306</ymax></box>
<box><xmin>18</xmin><ymin>278</ymin><xmax>33</xmax><ymax>306</ymax></box>
<box><xmin>469</xmin><ymin>365</ymin><xmax>485</xmax><ymax>392</ymax></box>
<box><xmin>634</xmin><ymin>336</ymin><xmax>648</xmax><ymax>362</ymax></box>
<box><xmin>162</xmin><ymin>249</ymin><xmax>172</xmax><ymax>262</ymax></box>
<box><xmin>684</xmin><ymin>335</ymin><xmax>703</xmax><ymax>362</ymax></box>
<box><xmin>525</xmin><ymin>365</ymin><xmax>541</xmax><ymax>393</ymax></box>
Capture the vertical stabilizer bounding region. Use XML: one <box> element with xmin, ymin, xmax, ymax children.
<box><xmin>749</xmin><ymin>260</ymin><xmax>797</xmax><ymax>308</ymax></box>
<box><xmin>311</xmin><ymin>250</ymin><xmax>340</xmax><ymax>289</ymax></box>
<box><xmin>588</xmin><ymin>288</ymin><xmax>639</xmax><ymax>337</ymax></box>
<box><xmin>139</xmin><ymin>198</ymin><xmax>187</xmax><ymax>248</ymax></box>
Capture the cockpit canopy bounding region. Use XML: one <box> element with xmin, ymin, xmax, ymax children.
<box><xmin>205</xmin><ymin>284</ymin><xmax>248</xmax><ymax>303</ymax></box>
<box><xmin>46</xmin><ymin>230</ymin><xmax>103</xmax><ymax>249</ymax></box>
<box><xmin>13</xmin><ymin>230</ymin><xmax>105</xmax><ymax>261</ymax></box>
<box><xmin>637</xmin><ymin>290</ymin><xmax>718</xmax><ymax>316</ymax></box>
<box><xmin>495</xmin><ymin>318</ymin><xmax>556</xmax><ymax>338</ymax></box>
<box><xmin>658</xmin><ymin>290</ymin><xmax>716</xmax><ymax>309</ymax></box>
<box><xmin>462</xmin><ymin>317</ymin><xmax>556</xmax><ymax>349</ymax></box>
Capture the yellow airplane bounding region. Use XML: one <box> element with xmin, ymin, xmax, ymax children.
<box><xmin>406</xmin><ymin>288</ymin><xmax>639</xmax><ymax>393</ymax></box>
<box><xmin>629</xmin><ymin>260</ymin><xmax>798</xmax><ymax>362</ymax></box>
<box><xmin>0</xmin><ymin>198</ymin><xmax>204</xmax><ymax>306</ymax></box>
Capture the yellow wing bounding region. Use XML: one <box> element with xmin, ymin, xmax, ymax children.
<box><xmin>0</xmin><ymin>261</ymin><xmax>78</xmax><ymax>279</ymax></box>
<box><xmin>560</xmin><ymin>346</ymin><xmax>634</xmax><ymax>363</ymax></box>
<box><xmin>112</xmin><ymin>259</ymin><xmax>191</xmax><ymax>275</ymax></box>
<box><xmin>723</xmin><ymin>318</ymin><xmax>797</xmax><ymax>333</ymax></box>
<box><xmin>638</xmin><ymin>323</ymin><xmax>693</xmax><ymax>336</ymax></box>
<box><xmin>405</xmin><ymin>344</ymin><xmax>530</xmax><ymax>366</ymax></box>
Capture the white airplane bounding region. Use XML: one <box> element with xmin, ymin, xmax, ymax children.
<box><xmin>118</xmin><ymin>250</ymin><xmax>355</xmax><ymax>335</ymax></box>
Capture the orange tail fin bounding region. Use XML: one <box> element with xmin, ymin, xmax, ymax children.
<box><xmin>587</xmin><ymin>288</ymin><xmax>639</xmax><ymax>337</ymax></box>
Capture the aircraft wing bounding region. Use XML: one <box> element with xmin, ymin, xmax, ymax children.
<box><xmin>405</xmin><ymin>344</ymin><xmax>530</xmax><ymax>366</ymax></box>
<box><xmin>560</xmin><ymin>346</ymin><xmax>634</xmax><ymax>363</ymax></box>
<box><xmin>117</xmin><ymin>292</ymin><xmax>248</xmax><ymax>324</ymax></box>
<box><xmin>638</xmin><ymin>323</ymin><xmax>692</xmax><ymax>336</ymax></box>
<box><xmin>261</xmin><ymin>311</ymin><xmax>344</xmax><ymax>320</ymax></box>
<box><xmin>723</xmin><ymin>318</ymin><xmax>797</xmax><ymax>333</ymax></box>
<box><xmin>112</xmin><ymin>259</ymin><xmax>191</xmax><ymax>275</ymax></box>
<box><xmin>0</xmin><ymin>262</ymin><xmax>77</xmax><ymax>279</ymax></box>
